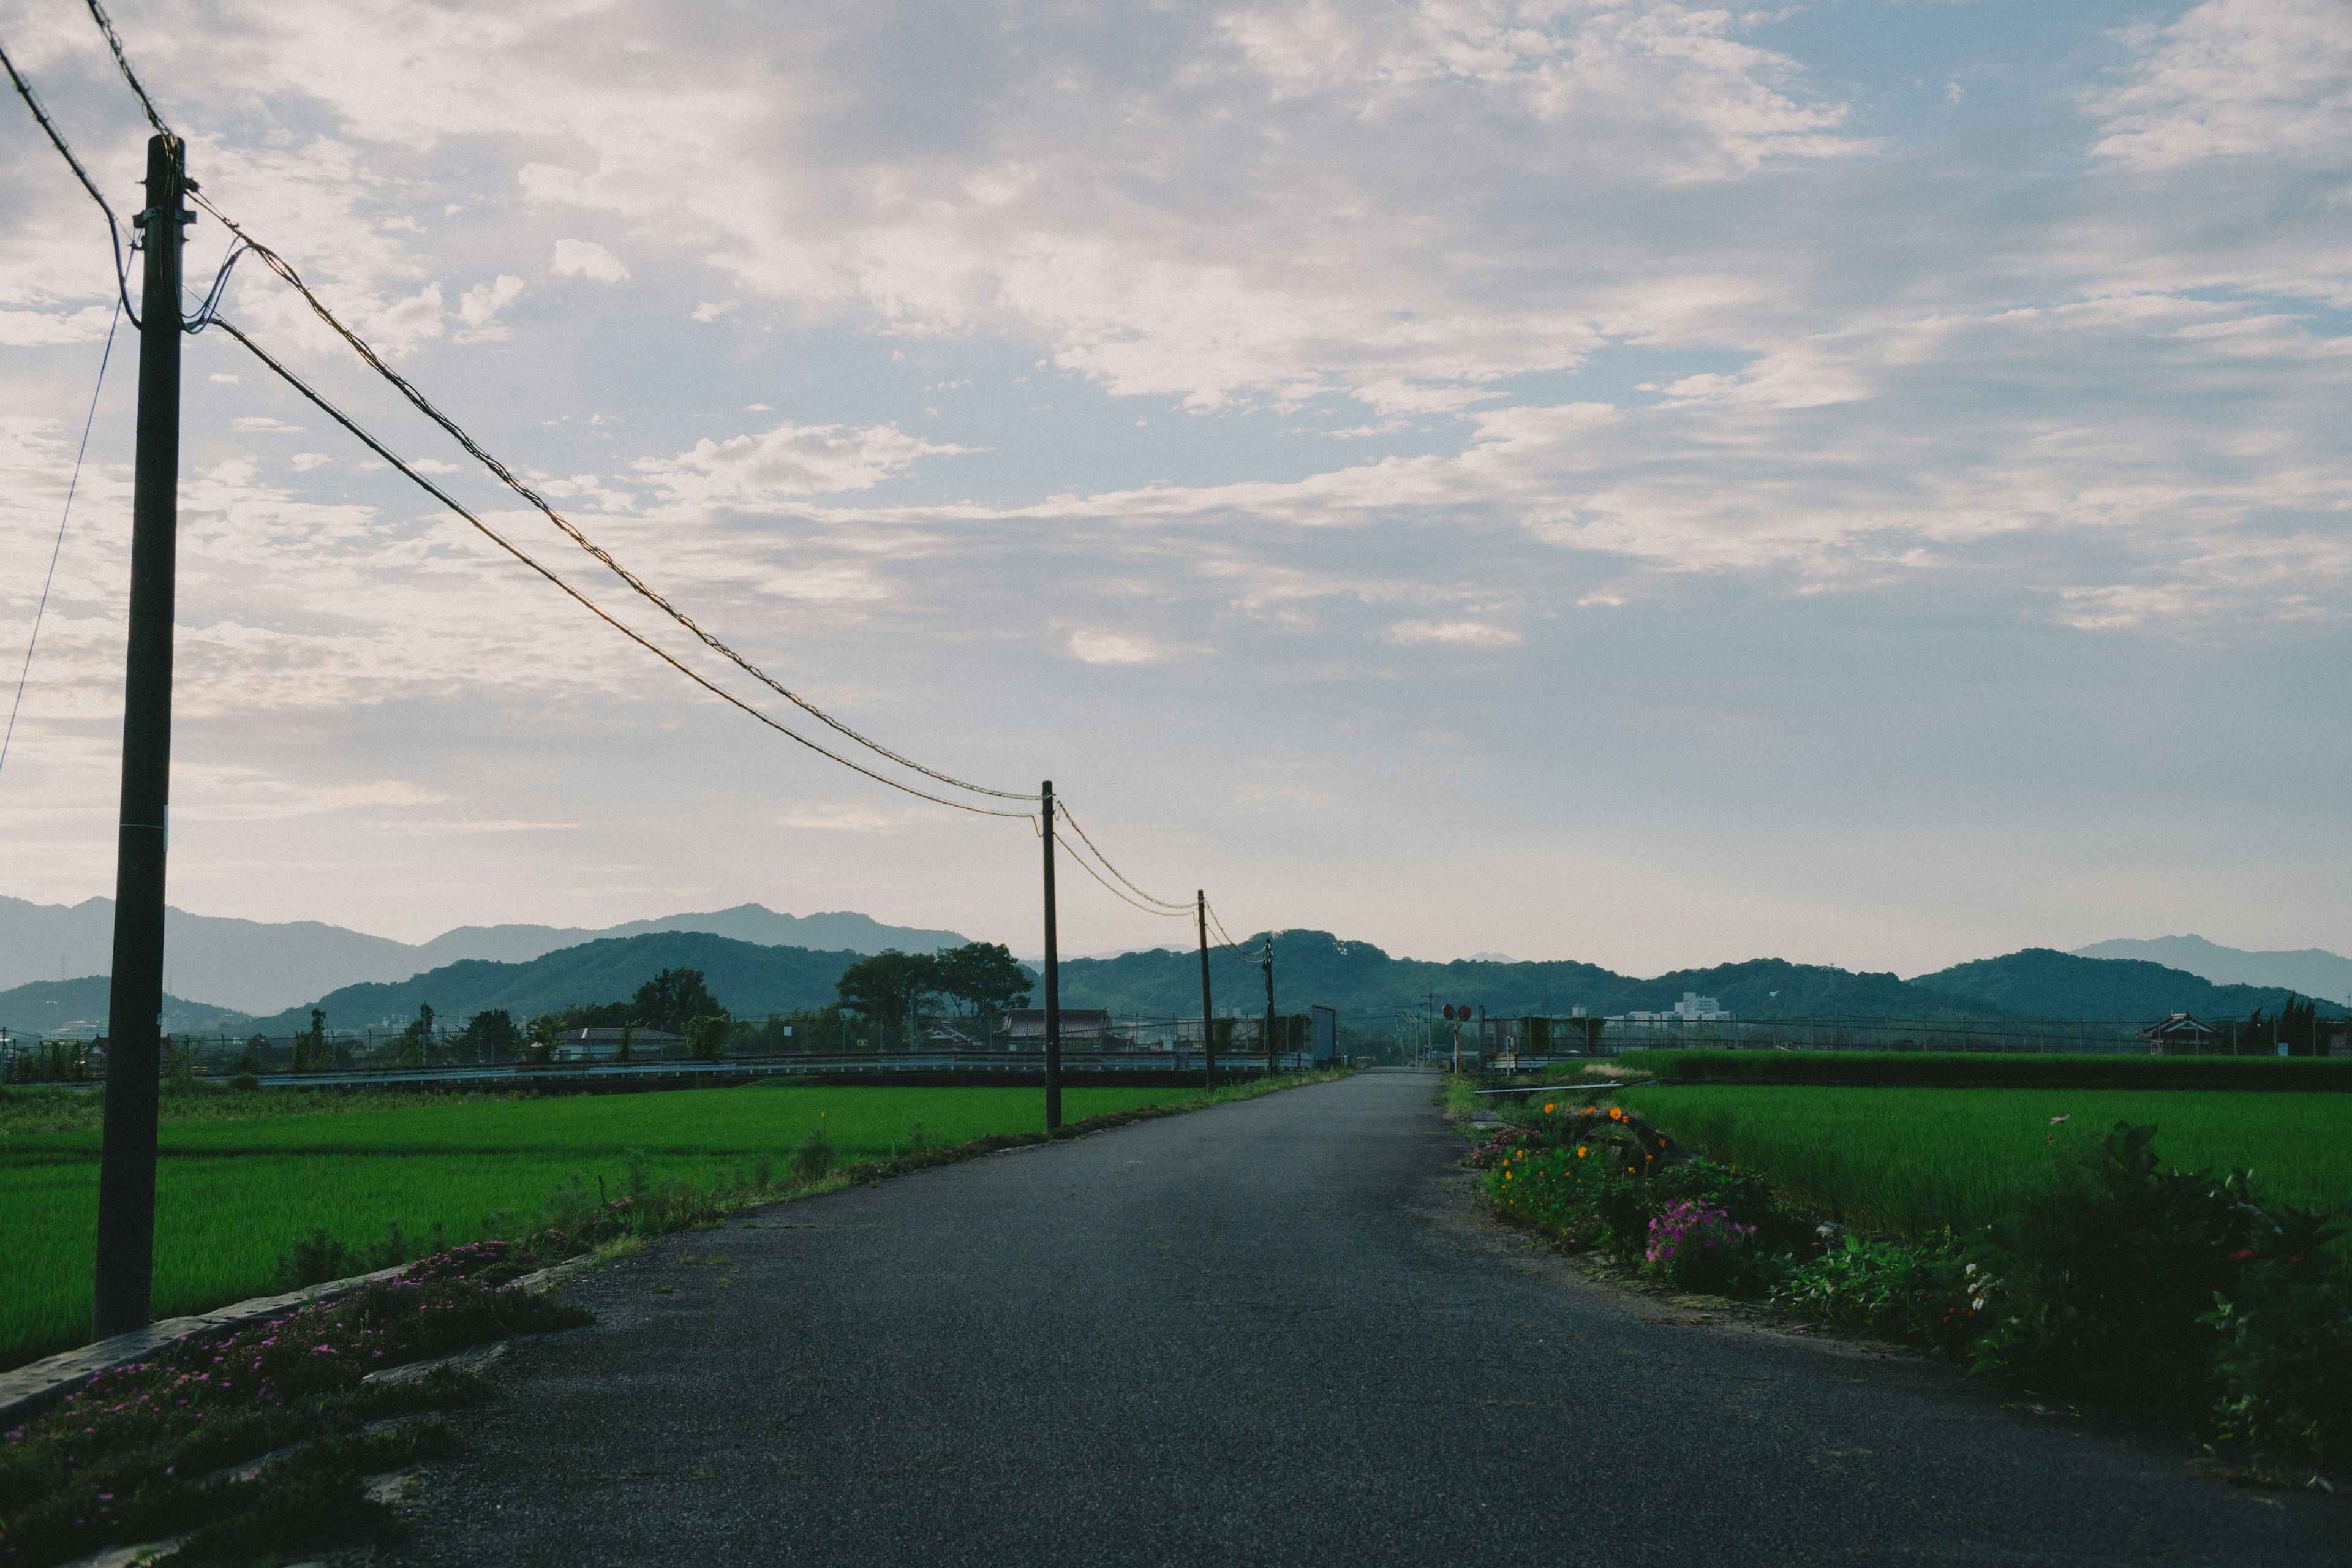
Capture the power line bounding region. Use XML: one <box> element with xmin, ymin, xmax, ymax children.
<box><xmin>0</xmin><ymin>36</ymin><xmax>139</xmax><ymax>323</ymax></box>
<box><xmin>1055</xmin><ymin>802</ymin><xmax>1189</xmax><ymax>910</ymax></box>
<box><xmin>83</xmin><ymin>0</ymin><xmax>172</xmax><ymax>138</ymax></box>
<box><xmin>2</xmin><ymin>296</ymin><xmax>121</xmax><ymax>779</ymax></box>
<box><xmin>55</xmin><ymin>10</ymin><xmax>1242</xmax><ymax>924</ymax></box>
<box><xmin>186</xmin><ymin>191</ymin><xmax>1035</xmax><ymax>805</ymax></box>
<box><xmin>213</xmin><ymin>318</ymin><xmax>1034</xmax><ymax>821</ymax></box>
<box><xmin>1053</xmin><ymin>831</ymin><xmax>1192</xmax><ymax>918</ymax></box>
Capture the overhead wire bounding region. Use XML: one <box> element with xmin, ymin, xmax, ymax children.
<box><xmin>53</xmin><ymin>6</ymin><xmax>1248</xmax><ymax>925</ymax></box>
<box><xmin>83</xmin><ymin>0</ymin><xmax>172</xmax><ymax>139</ymax></box>
<box><xmin>1054</xmin><ymin>802</ymin><xmax>1190</xmax><ymax>910</ymax></box>
<box><xmin>0</xmin><ymin>35</ymin><xmax>140</xmax><ymax>325</ymax></box>
<box><xmin>184</xmin><ymin>189</ymin><xmax>1035</xmax><ymax>805</ymax></box>
<box><xmin>1054</xmin><ymin>832</ymin><xmax>1193</xmax><ymax>918</ymax></box>
<box><xmin>212</xmin><ymin>318</ymin><xmax>1035</xmax><ymax>821</ymax></box>
<box><xmin>2</xmin><ymin>296</ymin><xmax>121</xmax><ymax>780</ymax></box>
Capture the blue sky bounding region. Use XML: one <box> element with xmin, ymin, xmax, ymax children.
<box><xmin>1</xmin><ymin>0</ymin><xmax>2346</xmax><ymax>977</ymax></box>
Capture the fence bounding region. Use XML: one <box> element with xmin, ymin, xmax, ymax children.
<box><xmin>1456</xmin><ymin>1012</ymin><xmax>2346</xmax><ymax>1061</ymax></box>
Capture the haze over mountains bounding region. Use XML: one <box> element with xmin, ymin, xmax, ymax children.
<box><xmin>4</xmin><ymin>892</ymin><xmax>2345</xmax><ymax>1041</ymax></box>
<box><xmin>2069</xmin><ymin>937</ymin><xmax>2352</xmax><ymax>1006</ymax></box>
<box><xmin>0</xmin><ymin>896</ymin><xmax>970</xmax><ymax>1014</ymax></box>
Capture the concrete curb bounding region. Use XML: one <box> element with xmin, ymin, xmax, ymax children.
<box><xmin>0</xmin><ymin>1251</ymin><xmax>593</xmax><ymax>1432</ymax></box>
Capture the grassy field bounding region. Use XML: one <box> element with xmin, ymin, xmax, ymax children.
<box><xmin>1614</xmin><ymin>1085</ymin><xmax>2352</xmax><ymax>1238</ymax></box>
<box><xmin>1</xmin><ymin>1080</ymin><xmax>1206</xmax><ymax>1371</ymax></box>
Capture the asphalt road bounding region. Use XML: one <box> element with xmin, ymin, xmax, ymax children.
<box><xmin>385</xmin><ymin>1069</ymin><xmax>2347</xmax><ymax>1566</ymax></box>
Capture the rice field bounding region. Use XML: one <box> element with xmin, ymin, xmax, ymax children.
<box><xmin>1613</xmin><ymin>1085</ymin><xmax>2352</xmax><ymax>1240</ymax></box>
<box><xmin>0</xmin><ymin>1081</ymin><xmax>1186</xmax><ymax>1372</ymax></box>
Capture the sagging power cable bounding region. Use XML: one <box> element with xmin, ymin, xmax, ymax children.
<box><xmin>1053</xmin><ymin>831</ymin><xmax>1191</xmax><ymax>918</ymax></box>
<box><xmin>213</xmin><ymin>318</ymin><xmax>1033</xmax><ymax>821</ymax></box>
<box><xmin>84</xmin><ymin>0</ymin><xmax>172</xmax><ymax>139</ymax></box>
<box><xmin>186</xmin><ymin>189</ymin><xmax>1035</xmax><ymax>806</ymax></box>
<box><xmin>1055</xmin><ymin>802</ymin><xmax>1191</xmax><ymax>910</ymax></box>
<box><xmin>0</xmin><ymin>36</ymin><xmax>140</xmax><ymax>325</ymax></box>
<box><xmin>1</xmin><ymin>296</ymin><xmax>121</xmax><ymax>780</ymax></box>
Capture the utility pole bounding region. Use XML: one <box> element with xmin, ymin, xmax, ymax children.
<box><xmin>1262</xmin><ymin>933</ymin><xmax>1275</xmax><ymax>1077</ymax></box>
<box><xmin>1196</xmin><ymin>890</ymin><xmax>1215</xmax><ymax>1088</ymax></box>
<box><xmin>1041</xmin><ymin>780</ymin><xmax>1061</xmax><ymax>1132</ymax></box>
<box><xmin>93</xmin><ymin>134</ymin><xmax>188</xmax><ymax>1342</ymax></box>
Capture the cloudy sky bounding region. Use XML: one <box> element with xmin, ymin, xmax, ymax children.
<box><xmin>1</xmin><ymin>0</ymin><xmax>2346</xmax><ymax>979</ymax></box>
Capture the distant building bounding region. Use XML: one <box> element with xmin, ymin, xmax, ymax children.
<box><xmin>1616</xmin><ymin>992</ymin><xmax>1733</xmax><ymax>1026</ymax></box>
<box><xmin>552</xmin><ymin>1027</ymin><xmax>687</xmax><ymax>1060</ymax></box>
<box><xmin>997</xmin><ymin>1009</ymin><xmax>1121</xmax><ymax>1048</ymax></box>
<box><xmin>2136</xmin><ymin>1013</ymin><xmax>2218</xmax><ymax>1055</ymax></box>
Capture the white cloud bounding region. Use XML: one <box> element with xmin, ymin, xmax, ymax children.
<box><xmin>1383</xmin><ymin>619</ymin><xmax>1521</xmax><ymax>648</ymax></box>
<box><xmin>455</xmin><ymin>274</ymin><xmax>526</xmax><ymax>341</ymax></box>
<box><xmin>549</xmin><ymin>238</ymin><xmax>630</xmax><ymax>282</ymax></box>
<box><xmin>2089</xmin><ymin>0</ymin><xmax>2352</xmax><ymax>170</ymax></box>
<box><xmin>636</xmin><ymin>420</ymin><xmax>975</xmax><ymax>503</ymax></box>
<box><xmin>1066</xmin><ymin>629</ymin><xmax>1166</xmax><ymax>665</ymax></box>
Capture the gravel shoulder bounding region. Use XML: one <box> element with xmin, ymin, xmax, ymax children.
<box><xmin>379</xmin><ymin>1068</ymin><xmax>2348</xmax><ymax>1566</ymax></box>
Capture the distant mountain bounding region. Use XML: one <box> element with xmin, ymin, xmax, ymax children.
<box><xmin>2071</xmin><ymin>936</ymin><xmax>2352</xmax><ymax>1005</ymax></box>
<box><xmin>1051</xmin><ymin>932</ymin><xmax>2000</xmax><ymax>1022</ymax></box>
<box><xmin>0</xmin><ymin>895</ymin><xmax>971</xmax><ymax>1014</ymax></box>
<box><xmin>1605</xmin><ymin>959</ymin><xmax>2002</xmax><ymax>1020</ymax></box>
<box><xmin>1914</xmin><ymin>948</ymin><xmax>2346</xmax><ymax>1022</ymax></box>
<box><xmin>244</xmin><ymin>932</ymin><xmax>876</xmax><ymax>1036</ymax></box>
<box><xmin>0</xmin><ymin>976</ymin><xmax>252</xmax><ymax>1039</ymax></box>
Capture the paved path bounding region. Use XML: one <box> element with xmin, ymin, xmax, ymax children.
<box><xmin>387</xmin><ymin>1070</ymin><xmax>2346</xmax><ymax>1565</ymax></box>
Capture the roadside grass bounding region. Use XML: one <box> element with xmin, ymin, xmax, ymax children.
<box><xmin>1613</xmin><ymin>1084</ymin><xmax>2352</xmax><ymax>1238</ymax></box>
<box><xmin>2</xmin><ymin>1075</ymin><xmax>1336</xmax><ymax>1371</ymax></box>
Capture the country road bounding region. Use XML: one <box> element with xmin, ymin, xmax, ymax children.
<box><xmin>385</xmin><ymin>1069</ymin><xmax>2346</xmax><ymax>1566</ymax></box>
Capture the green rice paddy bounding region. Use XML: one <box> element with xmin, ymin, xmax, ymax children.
<box><xmin>1615</xmin><ymin>1085</ymin><xmax>2352</xmax><ymax>1240</ymax></box>
<box><xmin>0</xmin><ymin>1081</ymin><xmax>1186</xmax><ymax>1373</ymax></box>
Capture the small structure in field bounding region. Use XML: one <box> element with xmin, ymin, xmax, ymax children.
<box><xmin>552</xmin><ymin>1027</ymin><xmax>687</xmax><ymax>1060</ymax></box>
<box><xmin>2137</xmin><ymin>1013</ymin><xmax>2218</xmax><ymax>1054</ymax></box>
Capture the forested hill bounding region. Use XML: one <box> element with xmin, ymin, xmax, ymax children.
<box><xmin>0</xmin><ymin>976</ymin><xmax>252</xmax><ymax>1038</ymax></box>
<box><xmin>246</xmin><ymin>932</ymin><xmax>865</xmax><ymax>1034</ymax></box>
<box><xmin>227</xmin><ymin>930</ymin><xmax>2342</xmax><ymax>1040</ymax></box>
<box><xmin>1052</xmin><ymin>932</ymin><xmax>2004</xmax><ymax>1022</ymax></box>
<box><xmin>1911</xmin><ymin>949</ymin><xmax>2347</xmax><ymax>1022</ymax></box>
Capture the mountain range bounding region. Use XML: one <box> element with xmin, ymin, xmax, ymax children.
<box><xmin>2070</xmin><ymin>935</ymin><xmax>2352</xmax><ymax>1005</ymax></box>
<box><xmin>5</xmin><ymin>895</ymin><xmax>2346</xmax><ymax>1044</ymax></box>
<box><xmin>0</xmin><ymin>896</ymin><xmax>970</xmax><ymax>1014</ymax></box>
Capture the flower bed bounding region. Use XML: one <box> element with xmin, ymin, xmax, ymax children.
<box><xmin>0</xmin><ymin>1269</ymin><xmax>590</xmax><ymax>1566</ymax></box>
<box><xmin>1471</xmin><ymin>1096</ymin><xmax>2352</xmax><ymax>1480</ymax></box>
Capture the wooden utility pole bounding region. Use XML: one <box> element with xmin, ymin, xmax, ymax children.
<box><xmin>93</xmin><ymin>134</ymin><xmax>187</xmax><ymax>1341</ymax></box>
<box><xmin>1196</xmin><ymin>890</ymin><xmax>1215</xmax><ymax>1088</ymax></box>
<box><xmin>1262</xmin><ymin>933</ymin><xmax>1275</xmax><ymax>1077</ymax></box>
<box><xmin>1041</xmin><ymin>780</ymin><xmax>1061</xmax><ymax>1131</ymax></box>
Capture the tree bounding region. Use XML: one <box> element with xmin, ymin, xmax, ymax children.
<box><xmin>934</xmin><ymin>943</ymin><xmax>1031</xmax><ymax>1022</ymax></box>
<box><xmin>685</xmin><ymin>1014</ymin><xmax>730</xmax><ymax>1060</ymax></box>
<box><xmin>395</xmin><ymin>1003</ymin><xmax>436</xmax><ymax>1068</ymax></box>
<box><xmin>290</xmin><ymin>1008</ymin><xmax>330</xmax><ymax>1072</ymax></box>
<box><xmin>837</xmin><ymin>950</ymin><xmax>940</xmax><ymax>1047</ymax></box>
<box><xmin>456</xmin><ymin>1008</ymin><xmax>519</xmax><ymax>1063</ymax></box>
<box><xmin>631</xmin><ymin>968</ymin><xmax>724</xmax><ymax>1033</ymax></box>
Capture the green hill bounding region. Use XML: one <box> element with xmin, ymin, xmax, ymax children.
<box><xmin>1912</xmin><ymin>948</ymin><xmax>2346</xmax><ymax>1022</ymax></box>
<box><xmin>246</xmin><ymin>932</ymin><xmax>870</xmax><ymax>1034</ymax></box>
<box><xmin>0</xmin><ymin>976</ymin><xmax>252</xmax><ymax>1038</ymax></box>
<box><xmin>1052</xmin><ymin>932</ymin><xmax>2000</xmax><ymax>1022</ymax></box>
<box><xmin>1604</xmin><ymin>958</ymin><xmax>2000</xmax><ymax>1020</ymax></box>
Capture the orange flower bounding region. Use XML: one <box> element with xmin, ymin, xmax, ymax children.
<box><xmin>1543</xmin><ymin>1103</ymin><xmax>1556</xmax><ymax>1114</ymax></box>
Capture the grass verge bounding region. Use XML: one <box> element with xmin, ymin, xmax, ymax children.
<box><xmin>1449</xmin><ymin>1073</ymin><xmax>2352</xmax><ymax>1486</ymax></box>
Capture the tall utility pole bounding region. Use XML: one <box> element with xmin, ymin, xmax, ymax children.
<box><xmin>93</xmin><ymin>134</ymin><xmax>187</xmax><ymax>1342</ymax></box>
<box><xmin>1041</xmin><ymin>780</ymin><xmax>1061</xmax><ymax>1132</ymax></box>
<box><xmin>1196</xmin><ymin>890</ymin><xmax>1215</xmax><ymax>1088</ymax></box>
<box><xmin>1262</xmin><ymin>933</ymin><xmax>1275</xmax><ymax>1077</ymax></box>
